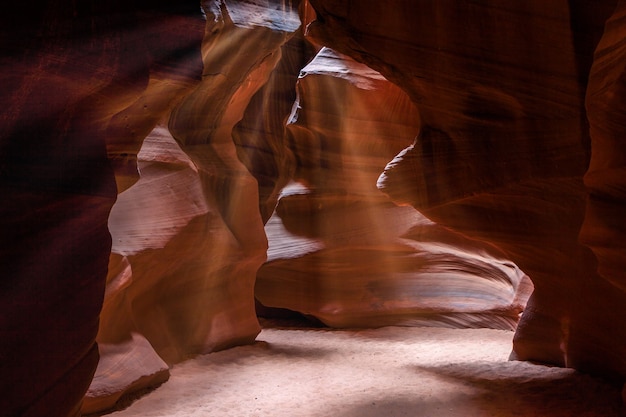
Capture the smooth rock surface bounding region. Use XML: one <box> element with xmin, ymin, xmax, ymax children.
<box><xmin>86</xmin><ymin>1</ymin><xmax>303</xmax><ymax>413</ymax></box>
<box><xmin>233</xmin><ymin>21</ymin><xmax>315</xmax><ymax>222</ymax></box>
<box><xmin>307</xmin><ymin>0</ymin><xmax>626</xmax><ymax>382</ymax></box>
<box><xmin>256</xmin><ymin>48</ymin><xmax>531</xmax><ymax>330</ymax></box>
<box><xmin>580</xmin><ymin>0</ymin><xmax>626</xmax><ymax>381</ymax></box>
<box><xmin>5</xmin><ymin>1</ymin><xmax>626</xmax><ymax>415</ymax></box>
<box><xmin>82</xmin><ymin>333</ymin><xmax>169</xmax><ymax>415</ymax></box>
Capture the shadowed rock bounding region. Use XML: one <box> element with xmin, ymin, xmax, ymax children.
<box><xmin>256</xmin><ymin>47</ymin><xmax>531</xmax><ymax>330</ymax></box>
<box><xmin>86</xmin><ymin>1</ymin><xmax>302</xmax><ymax>413</ymax></box>
<box><xmin>307</xmin><ymin>0</ymin><xmax>626</xmax><ymax>382</ymax></box>
<box><xmin>1</xmin><ymin>0</ymin><xmax>302</xmax><ymax>415</ymax></box>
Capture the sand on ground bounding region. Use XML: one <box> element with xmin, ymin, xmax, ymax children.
<box><xmin>99</xmin><ymin>324</ymin><xmax>625</xmax><ymax>417</ymax></box>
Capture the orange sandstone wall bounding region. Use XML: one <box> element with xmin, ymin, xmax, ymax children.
<box><xmin>86</xmin><ymin>1</ymin><xmax>302</xmax><ymax>413</ymax></box>
<box><xmin>4</xmin><ymin>1</ymin><xmax>626</xmax><ymax>415</ymax></box>
<box><xmin>1</xmin><ymin>1</ymin><xmax>301</xmax><ymax>415</ymax></box>
<box><xmin>256</xmin><ymin>47</ymin><xmax>531</xmax><ymax>330</ymax></box>
<box><xmin>306</xmin><ymin>0</ymin><xmax>626</xmax><ymax>381</ymax></box>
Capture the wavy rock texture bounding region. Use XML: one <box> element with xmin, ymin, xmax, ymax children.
<box><xmin>1</xmin><ymin>0</ymin><xmax>209</xmax><ymax>414</ymax></box>
<box><xmin>232</xmin><ymin>24</ymin><xmax>315</xmax><ymax>222</ymax></box>
<box><xmin>583</xmin><ymin>1</ymin><xmax>626</xmax><ymax>293</ymax></box>
<box><xmin>256</xmin><ymin>48</ymin><xmax>531</xmax><ymax>330</ymax></box>
<box><xmin>307</xmin><ymin>0</ymin><xmax>626</xmax><ymax>383</ymax></box>
<box><xmin>582</xmin><ymin>0</ymin><xmax>626</xmax><ymax>382</ymax></box>
<box><xmin>84</xmin><ymin>1</ymin><xmax>302</xmax><ymax>414</ymax></box>
<box><xmin>5</xmin><ymin>1</ymin><xmax>626</xmax><ymax>415</ymax></box>
<box><xmin>2</xmin><ymin>0</ymin><xmax>301</xmax><ymax>415</ymax></box>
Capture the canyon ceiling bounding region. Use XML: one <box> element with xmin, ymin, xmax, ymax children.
<box><xmin>1</xmin><ymin>0</ymin><xmax>625</xmax><ymax>416</ymax></box>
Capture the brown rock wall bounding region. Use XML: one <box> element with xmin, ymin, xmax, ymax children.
<box><xmin>580</xmin><ymin>0</ymin><xmax>626</xmax><ymax>379</ymax></box>
<box><xmin>85</xmin><ymin>1</ymin><xmax>302</xmax><ymax>413</ymax></box>
<box><xmin>1</xmin><ymin>1</ymin><xmax>137</xmax><ymax>415</ymax></box>
<box><xmin>233</xmin><ymin>25</ymin><xmax>316</xmax><ymax>222</ymax></box>
<box><xmin>307</xmin><ymin>0</ymin><xmax>626</xmax><ymax>382</ymax></box>
<box><xmin>256</xmin><ymin>47</ymin><xmax>531</xmax><ymax>330</ymax></box>
<box><xmin>4</xmin><ymin>0</ymin><xmax>626</xmax><ymax>414</ymax></box>
<box><xmin>2</xmin><ymin>0</ymin><xmax>301</xmax><ymax>415</ymax></box>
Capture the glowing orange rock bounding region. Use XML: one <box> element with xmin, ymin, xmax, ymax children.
<box><xmin>307</xmin><ymin>0</ymin><xmax>626</xmax><ymax>382</ymax></box>
<box><xmin>85</xmin><ymin>1</ymin><xmax>302</xmax><ymax>413</ymax></box>
<box><xmin>256</xmin><ymin>47</ymin><xmax>531</xmax><ymax>329</ymax></box>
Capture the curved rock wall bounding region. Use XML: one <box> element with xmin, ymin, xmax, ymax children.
<box><xmin>1</xmin><ymin>1</ymin><xmax>146</xmax><ymax>415</ymax></box>
<box><xmin>233</xmin><ymin>25</ymin><xmax>316</xmax><ymax>222</ymax></box>
<box><xmin>85</xmin><ymin>1</ymin><xmax>302</xmax><ymax>413</ymax></box>
<box><xmin>256</xmin><ymin>47</ymin><xmax>531</xmax><ymax>329</ymax></box>
<box><xmin>582</xmin><ymin>0</ymin><xmax>626</xmax><ymax>381</ymax></box>
<box><xmin>306</xmin><ymin>0</ymin><xmax>626</xmax><ymax>383</ymax></box>
<box><xmin>2</xmin><ymin>0</ymin><xmax>301</xmax><ymax>415</ymax></box>
<box><xmin>4</xmin><ymin>1</ymin><xmax>626</xmax><ymax>415</ymax></box>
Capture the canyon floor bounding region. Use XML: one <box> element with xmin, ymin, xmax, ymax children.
<box><xmin>97</xmin><ymin>320</ymin><xmax>625</xmax><ymax>417</ymax></box>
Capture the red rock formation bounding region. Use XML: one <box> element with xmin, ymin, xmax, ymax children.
<box><xmin>233</xmin><ymin>24</ymin><xmax>316</xmax><ymax>222</ymax></box>
<box><xmin>2</xmin><ymin>0</ymin><xmax>301</xmax><ymax>415</ymax></box>
<box><xmin>306</xmin><ymin>0</ymin><xmax>626</xmax><ymax>384</ymax></box>
<box><xmin>256</xmin><ymin>47</ymin><xmax>531</xmax><ymax>330</ymax></box>
<box><xmin>582</xmin><ymin>0</ymin><xmax>626</xmax><ymax>382</ymax></box>
<box><xmin>583</xmin><ymin>1</ymin><xmax>626</xmax><ymax>294</ymax></box>
<box><xmin>84</xmin><ymin>1</ymin><xmax>302</xmax><ymax>413</ymax></box>
<box><xmin>1</xmin><ymin>1</ymin><xmax>141</xmax><ymax>415</ymax></box>
<box><xmin>4</xmin><ymin>1</ymin><xmax>626</xmax><ymax>415</ymax></box>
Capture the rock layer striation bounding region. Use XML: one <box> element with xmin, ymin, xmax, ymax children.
<box><xmin>257</xmin><ymin>47</ymin><xmax>531</xmax><ymax>329</ymax></box>
<box><xmin>307</xmin><ymin>0</ymin><xmax>626</xmax><ymax>382</ymax></box>
<box><xmin>84</xmin><ymin>1</ymin><xmax>302</xmax><ymax>413</ymax></box>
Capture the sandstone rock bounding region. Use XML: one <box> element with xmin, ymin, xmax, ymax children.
<box><xmin>1</xmin><ymin>2</ymin><xmax>127</xmax><ymax>415</ymax></box>
<box><xmin>259</xmin><ymin>185</ymin><xmax>532</xmax><ymax>329</ymax></box>
<box><xmin>256</xmin><ymin>47</ymin><xmax>531</xmax><ymax>330</ymax></box>
<box><xmin>307</xmin><ymin>0</ymin><xmax>626</xmax><ymax>381</ymax></box>
<box><xmin>82</xmin><ymin>333</ymin><xmax>169</xmax><ymax>415</ymax></box>
<box><xmin>2</xmin><ymin>0</ymin><xmax>301</xmax><ymax>415</ymax></box>
<box><xmin>233</xmin><ymin>24</ymin><xmax>316</xmax><ymax>222</ymax></box>
<box><xmin>5</xmin><ymin>1</ymin><xmax>626</xmax><ymax>415</ymax></box>
<box><xmin>2</xmin><ymin>1</ymin><xmax>208</xmax><ymax>414</ymax></box>
<box><xmin>85</xmin><ymin>1</ymin><xmax>303</xmax><ymax>413</ymax></box>
<box><xmin>0</xmin><ymin>188</ymin><xmax>115</xmax><ymax>417</ymax></box>
<box><xmin>583</xmin><ymin>0</ymin><xmax>626</xmax><ymax>293</ymax></box>
<box><xmin>101</xmin><ymin>125</ymin><xmax>263</xmax><ymax>365</ymax></box>
<box><xmin>580</xmin><ymin>0</ymin><xmax>626</xmax><ymax>381</ymax></box>
<box><xmin>286</xmin><ymin>47</ymin><xmax>421</xmax><ymax>197</ymax></box>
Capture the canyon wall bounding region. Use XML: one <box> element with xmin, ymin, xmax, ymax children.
<box><xmin>2</xmin><ymin>0</ymin><xmax>301</xmax><ymax>415</ymax></box>
<box><xmin>256</xmin><ymin>47</ymin><xmax>531</xmax><ymax>329</ymax></box>
<box><xmin>3</xmin><ymin>1</ymin><xmax>626</xmax><ymax>416</ymax></box>
<box><xmin>84</xmin><ymin>1</ymin><xmax>302</xmax><ymax>414</ymax></box>
<box><xmin>582</xmin><ymin>0</ymin><xmax>626</xmax><ymax>385</ymax></box>
<box><xmin>307</xmin><ymin>0</ymin><xmax>626</xmax><ymax>381</ymax></box>
<box><xmin>1</xmin><ymin>1</ymin><xmax>149</xmax><ymax>415</ymax></box>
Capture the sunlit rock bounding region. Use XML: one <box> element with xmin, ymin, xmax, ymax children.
<box><xmin>286</xmin><ymin>47</ymin><xmax>421</xmax><ymax>197</ymax></box>
<box><xmin>103</xmin><ymin>126</ymin><xmax>261</xmax><ymax>364</ymax></box>
<box><xmin>82</xmin><ymin>333</ymin><xmax>169</xmax><ymax>415</ymax></box>
<box><xmin>85</xmin><ymin>1</ymin><xmax>303</xmax><ymax>413</ymax></box>
<box><xmin>307</xmin><ymin>0</ymin><xmax>626</xmax><ymax>382</ymax></box>
<box><xmin>233</xmin><ymin>25</ymin><xmax>316</xmax><ymax>222</ymax></box>
<box><xmin>256</xmin><ymin>48</ymin><xmax>531</xmax><ymax>329</ymax></box>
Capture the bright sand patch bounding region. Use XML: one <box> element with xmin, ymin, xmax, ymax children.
<box><xmin>101</xmin><ymin>325</ymin><xmax>624</xmax><ymax>417</ymax></box>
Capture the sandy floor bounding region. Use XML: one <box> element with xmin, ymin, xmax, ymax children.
<box><xmin>103</xmin><ymin>324</ymin><xmax>625</xmax><ymax>417</ymax></box>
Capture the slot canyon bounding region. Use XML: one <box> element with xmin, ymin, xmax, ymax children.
<box><xmin>1</xmin><ymin>1</ymin><xmax>625</xmax><ymax>416</ymax></box>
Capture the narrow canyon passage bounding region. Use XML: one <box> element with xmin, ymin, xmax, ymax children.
<box><xmin>95</xmin><ymin>323</ymin><xmax>624</xmax><ymax>417</ymax></box>
<box><xmin>4</xmin><ymin>1</ymin><xmax>626</xmax><ymax>415</ymax></box>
